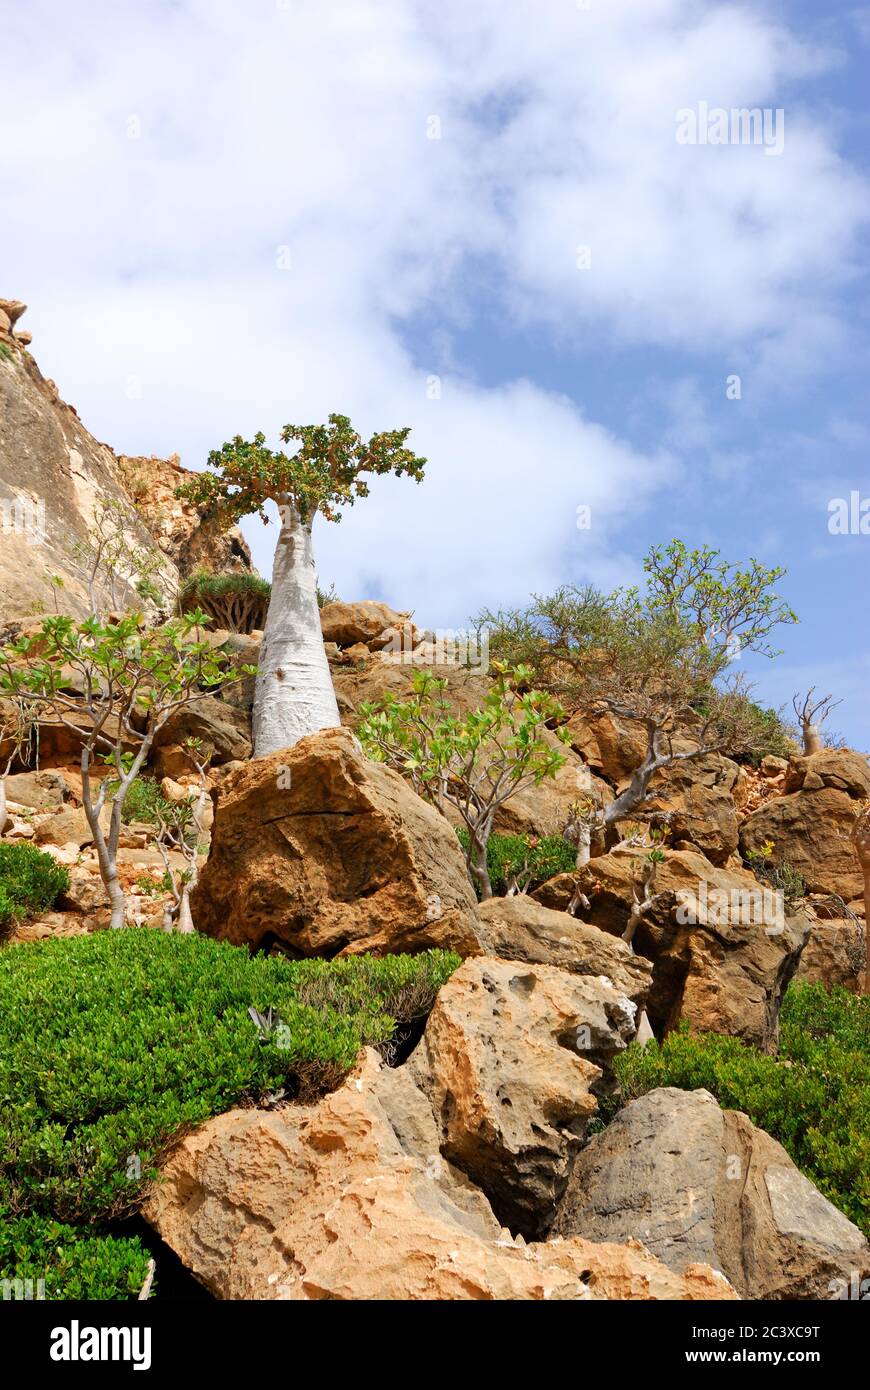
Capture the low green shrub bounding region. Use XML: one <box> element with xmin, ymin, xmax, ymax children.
<box><xmin>611</xmin><ymin>982</ymin><xmax>870</xmax><ymax>1236</ymax></box>
<box><xmin>0</xmin><ymin>930</ymin><xmax>459</xmax><ymax>1296</ymax></box>
<box><xmin>0</xmin><ymin>1213</ymin><xmax>150</xmax><ymax>1301</ymax></box>
<box><xmin>455</xmin><ymin>828</ymin><xmax>576</xmax><ymax>897</ymax></box>
<box><xmin>115</xmin><ymin>775</ymin><xmax>175</xmax><ymax>826</ymax></box>
<box><xmin>0</xmin><ymin>842</ymin><xmax>69</xmax><ymax>931</ymax></box>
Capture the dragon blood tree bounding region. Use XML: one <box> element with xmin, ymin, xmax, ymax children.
<box><xmin>176</xmin><ymin>415</ymin><xmax>426</xmax><ymax>757</ymax></box>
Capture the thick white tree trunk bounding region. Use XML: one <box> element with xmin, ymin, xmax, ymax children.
<box><xmin>252</xmin><ymin>505</ymin><xmax>340</xmax><ymax>757</ymax></box>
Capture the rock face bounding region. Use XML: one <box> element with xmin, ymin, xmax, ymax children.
<box><xmin>0</xmin><ymin>326</ymin><xmax>250</xmax><ymax>623</ymax></box>
<box><xmin>149</xmin><ymin>694</ymin><xmax>252</xmax><ymax>778</ymax></box>
<box><xmin>740</xmin><ymin>786</ymin><xmax>863</xmax><ymax>899</ymax></box>
<box><xmin>475</xmin><ymin>895</ymin><xmax>652</xmax><ymax>1007</ymax></box>
<box><xmin>408</xmin><ymin>956</ymin><xmax>640</xmax><ymax>1235</ymax></box>
<box><xmin>552</xmin><ymin>1088</ymin><xmax>870</xmax><ymax>1301</ymax></box>
<box><xmin>191</xmin><ymin>726</ymin><xmax>481</xmax><ymax>956</ymax></box>
<box><xmin>319</xmin><ymin>600</ymin><xmax>418</xmax><ymax>651</ymax></box>
<box><xmin>577</xmin><ymin>848</ymin><xmax>808</xmax><ymax>1048</ymax></box>
<box><xmin>145</xmin><ymin>1049</ymin><xmax>732</xmax><ymax>1301</ymax></box>
<box><xmin>643</xmin><ymin>752</ymin><xmax>741</xmax><ymax>866</ymax></box>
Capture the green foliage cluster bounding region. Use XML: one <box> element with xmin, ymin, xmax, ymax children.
<box><xmin>0</xmin><ymin>1214</ymin><xmax>149</xmax><ymax>1302</ymax></box>
<box><xmin>455</xmin><ymin>828</ymin><xmax>576</xmax><ymax>897</ymax></box>
<box><xmin>179</xmin><ymin>571</ymin><xmax>271</xmax><ymax>606</ymax></box>
<box><xmin>0</xmin><ymin>930</ymin><xmax>458</xmax><ymax>1297</ymax></box>
<box><xmin>118</xmin><ymin>775</ymin><xmax>176</xmax><ymax>827</ymax></box>
<box><xmin>0</xmin><ymin>842</ymin><xmax>69</xmax><ymax>932</ymax></box>
<box><xmin>611</xmin><ymin>983</ymin><xmax>870</xmax><ymax>1236</ymax></box>
<box><xmin>741</xmin><ymin>701</ymin><xmax>799</xmax><ymax>764</ymax></box>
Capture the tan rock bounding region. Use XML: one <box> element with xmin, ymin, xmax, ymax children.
<box><xmin>475</xmin><ymin>894</ymin><xmax>652</xmax><ymax>1006</ymax></box>
<box><xmin>191</xmin><ymin>726</ymin><xmax>481</xmax><ymax>956</ymax></box>
<box><xmin>577</xmin><ymin>848</ymin><xmax>808</xmax><ymax>1049</ymax></box>
<box><xmin>784</xmin><ymin>748</ymin><xmax>870</xmax><ymax>799</ymax></box>
<box><xmin>740</xmin><ymin>786</ymin><xmax>862</xmax><ymax>899</ymax></box>
<box><xmin>795</xmin><ymin>914</ymin><xmax>866</xmax><ymax>994</ymax></box>
<box><xmin>320</xmin><ymin>600</ymin><xmax>418</xmax><ymax>651</ymax></box>
<box><xmin>408</xmin><ymin>956</ymin><xmax>641</xmax><ymax>1233</ymax></box>
<box><xmin>145</xmin><ymin>1049</ymin><xmax>732</xmax><ymax>1300</ymax></box>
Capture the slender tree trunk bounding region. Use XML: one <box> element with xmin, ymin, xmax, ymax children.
<box><xmin>80</xmin><ymin>748</ymin><xmax>127</xmax><ymax>930</ymax></box>
<box><xmin>802</xmin><ymin>723</ymin><xmax>823</xmax><ymax>755</ymax></box>
<box><xmin>252</xmin><ymin>505</ymin><xmax>340</xmax><ymax>757</ymax></box>
<box><xmin>574</xmin><ymin>823</ymin><xmax>591</xmax><ymax>869</ymax></box>
<box><xmin>468</xmin><ymin>822</ymin><xmax>493</xmax><ymax>901</ymax></box>
<box><xmin>176</xmin><ymin>888</ymin><xmax>195</xmax><ymax>933</ymax></box>
<box><xmin>0</xmin><ymin>758</ymin><xmax>12</xmax><ymax>834</ymax></box>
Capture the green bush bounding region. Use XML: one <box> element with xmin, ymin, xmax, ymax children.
<box><xmin>179</xmin><ymin>571</ymin><xmax>271</xmax><ymax>633</ymax></box>
<box><xmin>611</xmin><ymin>982</ymin><xmax>870</xmax><ymax>1236</ymax></box>
<box><xmin>0</xmin><ymin>1213</ymin><xmax>150</xmax><ymax>1301</ymax></box>
<box><xmin>0</xmin><ymin>930</ymin><xmax>459</xmax><ymax>1296</ymax></box>
<box><xmin>118</xmin><ymin>775</ymin><xmax>176</xmax><ymax>826</ymax></box>
<box><xmin>0</xmin><ymin>842</ymin><xmax>69</xmax><ymax>931</ymax></box>
<box><xmin>455</xmin><ymin>828</ymin><xmax>576</xmax><ymax>897</ymax></box>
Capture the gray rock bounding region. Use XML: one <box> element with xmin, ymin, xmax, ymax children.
<box><xmin>552</xmin><ymin>1087</ymin><xmax>870</xmax><ymax>1299</ymax></box>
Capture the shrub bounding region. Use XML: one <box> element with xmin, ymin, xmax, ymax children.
<box><xmin>611</xmin><ymin>982</ymin><xmax>870</xmax><ymax>1236</ymax></box>
<box><xmin>179</xmin><ymin>571</ymin><xmax>271</xmax><ymax>634</ymax></box>
<box><xmin>119</xmin><ymin>775</ymin><xmax>176</xmax><ymax>827</ymax></box>
<box><xmin>0</xmin><ymin>1213</ymin><xmax>150</xmax><ymax>1301</ymax></box>
<box><xmin>0</xmin><ymin>930</ymin><xmax>459</xmax><ymax>1296</ymax></box>
<box><xmin>0</xmin><ymin>842</ymin><xmax>69</xmax><ymax>931</ymax></box>
<box><xmin>455</xmin><ymin>828</ymin><xmax>576</xmax><ymax>897</ymax></box>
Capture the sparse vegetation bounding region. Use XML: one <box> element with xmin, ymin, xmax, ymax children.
<box><xmin>455</xmin><ymin>828</ymin><xmax>576</xmax><ymax>897</ymax></box>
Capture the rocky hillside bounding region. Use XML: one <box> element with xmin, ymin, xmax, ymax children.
<box><xmin>0</xmin><ymin>325</ymin><xmax>868</xmax><ymax>1304</ymax></box>
<box><xmin>0</xmin><ymin>299</ymin><xmax>252</xmax><ymax>622</ymax></box>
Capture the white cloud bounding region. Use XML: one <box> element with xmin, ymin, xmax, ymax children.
<box><xmin>0</xmin><ymin>0</ymin><xmax>866</xmax><ymax>622</ymax></box>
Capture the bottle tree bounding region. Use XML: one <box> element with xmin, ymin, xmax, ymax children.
<box><xmin>176</xmin><ymin>415</ymin><xmax>426</xmax><ymax>757</ymax></box>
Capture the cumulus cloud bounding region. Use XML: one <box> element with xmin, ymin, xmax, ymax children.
<box><xmin>0</xmin><ymin>0</ymin><xmax>866</xmax><ymax>627</ymax></box>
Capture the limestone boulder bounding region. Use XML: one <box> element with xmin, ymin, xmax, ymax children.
<box><xmin>740</xmin><ymin>786</ymin><xmax>862</xmax><ymax>899</ymax></box>
<box><xmin>784</xmin><ymin>748</ymin><xmax>870</xmax><ymax>799</ymax></box>
<box><xmin>149</xmin><ymin>695</ymin><xmax>252</xmax><ymax>778</ymax></box>
<box><xmin>642</xmin><ymin>752</ymin><xmax>741</xmax><ymax>866</ymax></box>
<box><xmin>319</xmin><ymin>600</ymin><xmax>419</xmax><ymax>651</ymax></box>
<box><xmin>408</xmin><ymin>956</ymin><xmax>640</xmax><ymax>1234</ymax></box>
<box><xmin>553</xmin><ymin>1087</ymin><xmax>870</xmax><ymax>1300</ymax></box>
<box><xmin>145</xmin><ymin>1049</ymin><xmax>731</xmax><ymax>1301</ymax></box>
<box><xmin>191</xmin><ymin>726</ymin><xmax>481</xmax><ymax>956</ymax></box>
<box><xmin>475</xmin><ymin>894</ymin><xmax>652</xmax><ymax>1007</ymax></box>
<box><xmin>577</xmin><ymin>848</ymin><xmax>808</xmax><ymax>1048</ymax></box>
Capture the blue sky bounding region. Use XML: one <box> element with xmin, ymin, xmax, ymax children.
<box><xmin>1</xmin><ymin>0</ymin><xmax>868</xmax><ymax>746</ymax></box>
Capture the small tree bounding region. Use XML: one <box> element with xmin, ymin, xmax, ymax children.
<box><xmin>358</xmin><ymin>665</ymin><xmax>569</xmax><ymax>899</ymax></box>
<box><xmin>792</xmin><ymin>688</ymin><xmax>843</xmax><ymax>755</ymax></box>
<box><xmin>176</xmin><ymin>415</ymin><xmax>426</xmax><ymax>756</ymax></box>
<box><xmin>70</xmin><ymin>498</ymin><xmax>175</xmax><ymax>618</ymax></box>
<box><xmin>0</xmin><ymin>697</ymin><xmax>36</xmax><ymax>834</ymax></box>
<box><xmin>0</xmin><ymin>612</ymin><xmax>250</xmax><ymax>928</ymax></box>
<box><xmin>476</xmin><ymin>540</ymin><xmax>797</xmax><ymax>850</ymax></box>
<box><xmin>153</xmin><ymin>739</ymin><xmax>212</xmax><ymax>933</ymax></box>
<box><xmin>179</xmin><ymin>572</ymin><xmax>271</xmax><ymax>634</ymax></box>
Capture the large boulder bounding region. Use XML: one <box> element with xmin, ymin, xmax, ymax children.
<box><xmin>475</xmin><ymin>895</ymin><xmax>652</xmax><ymax>1007</ymax></box>
<box><xmin>319</xmin><ymin>600</ymin><xmax>418</xmax><ymax>651</ymax></box>
<box><xmin>784</xmin><ymin>748</ymin><xmax>870</xmax><ymax>799</ymax></box>
<box><xmin>794</xmin><ymin>908</ymin><xmax>866</xmax><ymax>994</ymax></box>
<box><xmin>552</xmin><ymin>1088</ymin><xmax>870</xmax><ymax>1300</ymax></box>
<box><xmin>408</xmin><ymin>956</ymin><xmax>639</xmax><ymax>1235</ymax></box>
<box><xmin>149</xmin><ymin>694</ymin><xmax>252</xmax><ymax>778</ymax></box>
<box><xmin>642</xmin><ymin>752</ymin><xmax>741</xmax><ymax>866</ymax></box>
<box><xmin>740</xmin><ymin>786</ymin><xmax>862</xmax><ymax>899</ymax></box>
<box><xmin>191</xmin><ymin>726</ymin><xmax>481</xmax><ymax>956</ymax></box>
<box><xmin>144</xmin><ymin>1049</ymin><xmax>732</xmax><ymax>1301</ymax></box>
<box><xmin>576</xmin><ymin>848</ymin><xmax>808</xmax><ymax>1048</ymax></box>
